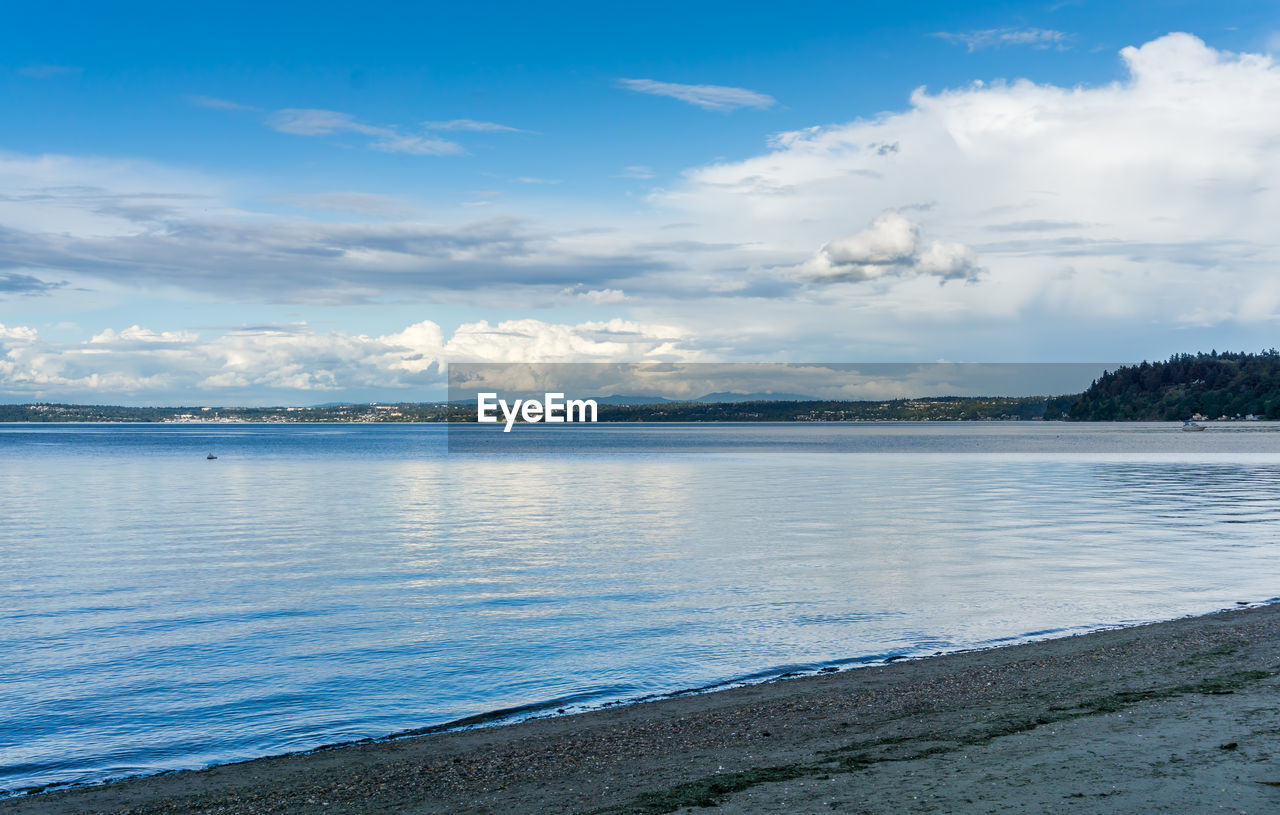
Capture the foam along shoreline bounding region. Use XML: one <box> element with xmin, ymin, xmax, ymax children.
<box><xmin>8</xmin><ymin>603</ymin><xmax>1280</xmax><ymax>815</ymax></box>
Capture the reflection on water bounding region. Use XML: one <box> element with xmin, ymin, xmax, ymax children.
<box><xmin>4</xmin><ymin>422</ymin><xmax>1280</xmax><ymax>794</ymax></box>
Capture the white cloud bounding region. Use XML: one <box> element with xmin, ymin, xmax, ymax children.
<box><xmin>655</xmin><ymin>33</ymin><xmax>1280</xmax><ymax>337</ymax></box>
<box><xmin>0</xmin><ymin>323</ymin><xmax>37</xmax><ymax>342</ymax></box>
<box><xmin>271</xmin><ymin>192</ymin><xmax>419</xmax><ymax>218</ymax></box>
<box><xmin>188</xmin><ymin>95</ymin><xmax>258</xmax><ymax>112</ymax></box>
<box><xmin>443</xmin><ymin>318</ymin><xmax>690</xmax><ymax>362</ymax></box>
<box><xmin>0</xmin><ymin>150</ymin><xmax>226</xmax><ymax>237</ymax></box>
<box><xmin>266</xmin><ymin>109</ymin><xmax>464</xmax><ymax>155</ymax></box>
<box><xmin>561</xmin><ymin>286</ymin><xmax>628</xmax><ymax>304</ymax></box>
<box><xmin>368</xmin><ymin>134</ymin><xmax>464</xmax><ymax>156</ymax></box>
<box><xmin>582</xmin><ymin>288</ymin><xmax>627</xmax><ymax>305</ymax></box>
<box><xmin>797</xmin><ymin>212</ymin><xmax>979</xmax><ymax>283</ymax></box>
<box><xmin>423</xmin><ymin>119</ymin><xmax>526</xmax><ymax>132</ymax></box>
<box><xmin>267</xmin><ymin>109</ymin><xmax>386</xmax><ymax>136</ymax></box>
<box><xmin>616</xmin><ymin>79</ymin><xmax>776</xmax><ymax>111</ymax></box>
<box><xmin>0</xmin><ymin>318</ymin><xmax>698</xmax><ymax>400</ymax></box>
<box><xmin>11</xmin><ymin>33</ymin><xmax>1280</xmax><ymax>371</ymax></box>
<box><xmin>0</xmin><ymin>156</ymin><xmax>673</xmax><ymax>302</ymax></box>
<box><xmin>934</xmin><ymin>28</ymin><xmax>1068</xmax><ymax>52</ymax></box>
<box><xmin>89</xmin><ymin>325</ymin><xmax>199</xmax><ymax>345</ymax></box>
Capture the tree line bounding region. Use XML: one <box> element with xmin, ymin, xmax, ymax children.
<box><xmin>1067</xmin><ymin>351</ymin><xmax>1280</xmax><ymax>420</ymax></box>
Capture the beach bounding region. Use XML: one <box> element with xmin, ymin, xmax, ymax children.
<box><xmin>5</xmin><ymin>602</ymin><xmax>1279</xmax><ymax>814</ymax></box>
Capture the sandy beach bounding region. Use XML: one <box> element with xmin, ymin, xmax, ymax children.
<box><xmin>6</xmin><ymin>603</ymin><xmax>1280</xmax><ymax>814</ymax></box>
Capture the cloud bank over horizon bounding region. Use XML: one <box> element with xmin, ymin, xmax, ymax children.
<box><xmin>0</xmin><ymin>318</ymin><xmax>698</xmax><ymax>404</ymax></box>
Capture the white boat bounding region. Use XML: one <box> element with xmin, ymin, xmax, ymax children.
<box><xmin>1181</xmin><ymin>420</ymin><xmax>1205</xmax><ymax>432</ymax></box>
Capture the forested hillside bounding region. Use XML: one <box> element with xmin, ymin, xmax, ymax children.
<box><xmin>1069</xmin><ymin>351</ymin><xmax>1280</xmax><ymax>420</ymax></box>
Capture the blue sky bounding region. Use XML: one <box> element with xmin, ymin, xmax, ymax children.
<box><xmin>3</xmin><ymin>1</ymin><xmax>1280</xmax><ymax>403</ymax></box>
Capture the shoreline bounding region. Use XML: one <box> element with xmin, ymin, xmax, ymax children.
<box><xmin>8</xmin><ymin>603</ymin><xmax>1280</xmax><ymax>813</ymax></box>
<box><xmin>0</xmin><ymin>609</ymin><xmax>1243</xmax><ymax>801</ymax></box>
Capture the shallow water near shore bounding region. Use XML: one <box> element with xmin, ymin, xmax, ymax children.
<box><xmin>5</xmin><ymin>421</ymin><xmax>1280</xmax><ymax>794</ymax></box>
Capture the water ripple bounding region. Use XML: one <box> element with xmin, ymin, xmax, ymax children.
<box><xmin>6</xmin><ymin>422</ymin><xmax>1280</xmax><ymax>794</ymax></box>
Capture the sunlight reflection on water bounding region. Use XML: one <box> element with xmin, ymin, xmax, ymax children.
<box><xmin>4</xmin><ymin>422</ymin><xmax>1280</xmax><ymax>793</ymax></box>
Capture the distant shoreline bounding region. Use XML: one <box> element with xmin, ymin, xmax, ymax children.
<box><xmin>1</xmin><ymin>417</ymin><xmax>1072</xmax><ymax>423</ymax></box>
<box><xmin>1</xmin><ymin>396</ymin><xmax>1064</xmax><ymax>424</ymax></box>
<box><xmin>11</xmin><ymin>351</ymin><xmax>1280</xmax><ymax>424</ymax></box>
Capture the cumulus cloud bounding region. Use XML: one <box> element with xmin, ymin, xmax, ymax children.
<box><xmin>0</xmin><ymin>318</ymin><xmax>697</xmax><ymax>401</ymax></box>
<box><xmin>656</xmin><ymin>33</ymin><xmax>1280</xmax><ymax>334</ymax></box>
<box><xmin>616</xmin><ymin>79</ymin><xmax>776</xmax><ymax>111</ymax></box>
<box><xmin>443</xmin><ymin>318</ymin><xmax>690</xmax><ymax>363</ymax></box>
<box><xmin>934</xmin><ymin>28</ymin><xmax>1068</xmax><ymax>52</ymax></box>
<box><xmin>0</xmin><ymin>323</ymin><xmax>37</xmax><ymax>342</ymax></box>
<box><xmin>798</xmin><ymin>212</ymin><xmax>979</xmax><ymax>283</ymax></box>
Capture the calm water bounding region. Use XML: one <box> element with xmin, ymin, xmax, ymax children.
<box><xmin>5</xmin><ymin>422</ymin><xmax>1280</xmax><ymax>794</ymax></box>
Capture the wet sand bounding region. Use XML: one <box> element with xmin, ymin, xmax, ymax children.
<box><xmin>6</xmin><ymin>603</ymin><xmax>1280</xmax><ymax>814</ymax></box>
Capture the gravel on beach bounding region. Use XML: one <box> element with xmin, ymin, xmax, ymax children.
<box><xmin>7</xmin><ymin>603</ymin><xmax>1280</xmax><ymax>814</ymax></box>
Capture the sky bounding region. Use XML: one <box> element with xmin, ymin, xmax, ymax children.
<box><xmin>3</xmin><ymin>0</ymin><xmax>1280</xmax><ymax>404</ymax></box>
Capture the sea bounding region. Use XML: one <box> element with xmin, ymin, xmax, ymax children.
<box><xmin>4</xmin><ymin>421</ymin><xmax>1280</xmax><ymax>795</ymax></box>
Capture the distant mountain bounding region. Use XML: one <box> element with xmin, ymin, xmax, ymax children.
<box><xmin>453</xmin><ymin>393</ymin><xmax>820</xmax><ymax>405</ymax></box>
<box><xmin>591</xmin><ymin>394</ymin><xmax>678</xmax><ymax>405</ymax></box>
<box><xmin>694</xmin><ymin>392</ymin><xmax>820</xmax><ymax>403</ymax></box>
<box><xmin>448</xmin><ymin>394</ymin><xmax>677</xmax><ymax>405</ymax></box>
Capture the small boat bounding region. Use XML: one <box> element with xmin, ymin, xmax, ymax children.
<box><xmin>1181</xmin><ymin>420</ymin><xmax>1205</xmax><ymax>432</ymax></box>
<box><xmin>206</xmin><ymin>453</ymin><xmax>218</xmax><ymax>459</ymax></box>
